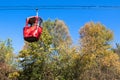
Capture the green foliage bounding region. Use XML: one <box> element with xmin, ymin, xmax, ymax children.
<box><xmin>1</xmin><ymin>19</ymin><xmax>120</xmax><ymax>80</ymax></box>
<box><xmin>18</xmin><ymin>26</ymin><xmax>53</xmax><ymax>80</ymax></box>
<box><xmin>17</xmin><ymin>20</ymin><xmax>120</xmax><ymax>80</ymax></box>
<box><xmin>18</xmin><ymin>19</ymin><xmax>76</xmax><ymax>80</ymax></box>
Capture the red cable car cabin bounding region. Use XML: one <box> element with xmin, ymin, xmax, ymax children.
<box><xmin>23</xmin><ymin>16</ymin><xmax>42</xmax><ymax>42</ymax></box>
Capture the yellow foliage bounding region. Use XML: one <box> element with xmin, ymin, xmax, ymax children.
<box><xmin>9</xmin><ymin>71</ymin><xmax>20</xmax><ymax>79</ymax></box>
<box><xmin>101</xmin><ymin>52</ymin><xmax>120</xmax><ymax>67</ymax></box>
<box><xmin>78</xmin><ymin>22</ymin><xmax>120</xmax><ymax>80</ymax></box>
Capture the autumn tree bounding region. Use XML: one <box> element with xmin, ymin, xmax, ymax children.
<box><xmin>78</xmin><ymin>22</ymin><xmax>120</xmax><ymax>80</ymax></box>
<box><xmin>0</xmin><ymin>39</ymin><xmax>16</xmax><ymax>80</ymax></box>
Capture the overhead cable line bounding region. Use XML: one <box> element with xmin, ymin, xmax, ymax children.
<box><xmin>0</xmin><ymin>5</ymin><xmax>120</xmax><ymax>10</ymax></box>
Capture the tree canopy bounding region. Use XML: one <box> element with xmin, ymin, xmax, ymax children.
<box><xmin>0</xmin><ymin>20</ymin><xmax>120</xmax><ymax>80</ymax></box>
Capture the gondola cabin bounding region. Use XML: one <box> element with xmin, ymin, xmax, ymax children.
<box><xmin>23</xmin><ymin>16</ymin><xmax>43</xmax><ymax>42</ymax></box>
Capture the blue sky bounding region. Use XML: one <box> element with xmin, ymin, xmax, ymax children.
<box><xmin>0</xmin><ymin>0</ymin><xmax>120</xmax><ymax>53</ymax></box>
